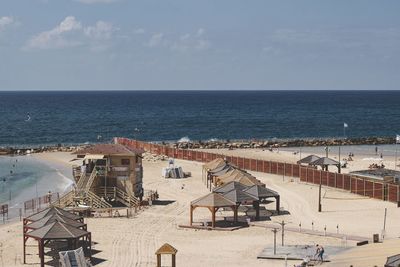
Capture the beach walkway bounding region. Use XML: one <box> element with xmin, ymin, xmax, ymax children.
<box><xmin>251</xmin><ymin>222</ymin><xmax>370</xmax><ymax>242</ymax></box>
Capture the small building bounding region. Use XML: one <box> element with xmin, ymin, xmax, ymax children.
<box><xmin>58</xmin><ymin>144</ymin><xmax>144</xmax><ymax>209</ymax></box>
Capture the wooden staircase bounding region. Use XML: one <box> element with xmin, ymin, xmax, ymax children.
<box><xmin>96</xmin><ymin>187</ymin><xmax>140</xmax><ymax>207</ymax></box>
<box><xmin>54</xmin><ymin>190</ymin><xmax>75</xmax><ymax>208</ymax></box>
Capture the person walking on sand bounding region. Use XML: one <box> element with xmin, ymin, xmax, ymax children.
<box><xmin>315</xmin><ymin>244</ymin><xmax>324</xmax><ymax>263</ymax></box>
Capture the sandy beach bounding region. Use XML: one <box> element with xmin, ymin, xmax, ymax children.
<box><xmin>1</xmin><ymin>148</ymin><xmax>399</xmax><ymax>266</ymax></box>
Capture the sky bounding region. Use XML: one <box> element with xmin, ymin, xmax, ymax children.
<box><xmin>0</xmin><ymin>0</ymin><xmax>399</xmax><ymax>90</ymax></box>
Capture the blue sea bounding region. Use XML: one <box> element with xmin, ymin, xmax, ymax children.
<box><xmin>0</xmin><ymin>90</ymin><xmax>400</xmax><ymax>146</ymax></box>
<box><xmin>0</xmin><ymin>155</ymin><xmax>73</xmax><ymax>217</ymax></box>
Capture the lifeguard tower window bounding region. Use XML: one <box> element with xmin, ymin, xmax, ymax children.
<box><xmin>121</xmin><ymin>159</ymin><xmax>130</xmax><ymax>165</ymax></box>
<box><xmin>96</xmin><ymin>159</ymin><xmax>107</xmax><ymax>166</ymax></box>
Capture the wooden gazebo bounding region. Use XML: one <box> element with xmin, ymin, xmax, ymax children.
<box><xmin>243</xmin><ymin>184</ymin><xmax>281</xmax><ymax>215</ymax></box>
<box><xmin>25</xmin><ymin>213</ymin><xmax>87</xmax><ymax>231</ymax></box>
<box><xmin>222</xmin><ymin>189</ymin><xmax>258</xmax><ymax>222</ymax></box>
<box><xmin>23</xmin><ymin>206</ymin><xmax>83</xmax><ymax>225</ymax></box>
<box><xmin>24</xmin><ymin>221</ymin><xmax>92</xmax><ymax>267</ymax></box>
<box><xmin>155</xmin><ymin>243</ymin><xmax>178</xmax><ymax>267</ymax></box>
<box><xmin>190</xmin><ymin>193</ymin><xmax>236</xmax><ymax>228</ymax></box>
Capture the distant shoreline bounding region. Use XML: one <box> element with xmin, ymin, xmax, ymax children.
<box><xmin>0</xmin><ymin>136</ymin><xmax>398</xmax><ymax>155</ymax></box>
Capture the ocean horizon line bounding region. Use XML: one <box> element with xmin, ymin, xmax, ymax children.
<box><xmin>1</xmin><ymin>89</ymin><xmax>400</xmax><ymax>93</ymax></box>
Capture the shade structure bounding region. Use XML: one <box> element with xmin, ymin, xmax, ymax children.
<box><xmin>243</xmin><ymin>185</ymin><xmax>281</xmax><ymax>214</ymax></box>
<box><xmin>385</xmin><ymin>254</ymin><xmax>400</xmax><ymax>267</ymax></box>
<box><xmin>191</xmin><ymin>192</ymin><xmax>236</xmax><ymax>208</ymax></box>
<box><xmin>190</xmin><ymin>192</ymin><xmax>237</xmax><ymax>228</ymax></box>
<box><xmin>25</xmin><ymin>213</ymin><xmax>86</xmax><ymax>231</ymax></box>
<box><xmin>310</xmin><ymin>157</ymin><xmax>339</xmax><ymax>166</ymax></box>
<box><xmin>155</xmin><ymin>243</ymin><xmax>178</xmax><ymax>267</ymax></box>
<box><xmin>24</xmin><ymin>206</ymin><xmax>83</xmax><ymax>223</ymax></box>
<box><xmin>155</xmin><ymin>243</ymin><xmax>178</xmax><ymax>255</ymax></box>
<box><xmin>215</xmin><ymin>168</ymin><xmax>264</xmax><ymax>187</ymax></box>
<box><xmin>234</xmin><ymin>175</ymin><xmax>264</xmax><ymax>187</ymax></box>
<box><xmin>213</xmin><ymin>181</ymin><xmax>248</xmax><ymax>194</ymax></box>
<box><xmin>297</xmin><ymin>155</ymin><xmax>320</xmax><ymax>165</ymax></box>
<box><xmin>203</xmin><ymin>158</ymin><xmax>226</xmax><ymax>171</ymax></box>
<box><xmin>222</xmin><ymin>189</ymin><xmax>258</xmax><ymax>204</ymax></box>
<box><xmin>24</xmin><ymin>220</ymin><xmax>92</xmax><ymax>267</ymax></box>
<box><xmin>310</xmin><ymin>157</ymin><xmax>340</xmax><ymax>171</ymax></box>
<box><xmin>243</xmin><ymin>185</ymin><xmax>279</xmax><ymax>198</ymax></box>
<box><xmin>222</xmin><ymin>189</ymin><xmax>258</xmax><ymax>222</ymax></box>
<box><xmin>210</xmin><ymin>165</ymin><xmax>235</xmax><ymax>177</ymax></box>
<box><xmin>26</xmin><ymin>221</ymin><xmax>89</xmax><ymax>240</ymax></box>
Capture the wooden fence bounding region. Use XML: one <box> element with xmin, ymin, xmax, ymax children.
<box><xmin>23</xmin><ymin>192</ymin><xmax>60</xmax><ymax>213</ymax></box>
<box><xmin>115</xmin><ymin>138</ymin><xmax>400</xmax><ymax>205</ymax></box>
<box><xmin>1</xmin><ymin>204</ymin><xmax>8</xmax><ymax>221</ymax></box>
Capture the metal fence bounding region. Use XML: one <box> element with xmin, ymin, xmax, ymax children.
<box><xmin>115</xmin><ymin>137</ymin><xmax>400</xmax><ymax>205</ymax></box>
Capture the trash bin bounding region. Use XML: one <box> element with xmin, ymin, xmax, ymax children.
<box><xmin>373</xmin><ymin>234</ymin><xmax>379</xmax><ymax>243</ymax></box>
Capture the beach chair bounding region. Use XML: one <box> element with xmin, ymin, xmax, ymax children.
<box><xmin>59</xmin><ymin>247</ymin><xmax>92</xmax><ymax>267</ymax></box>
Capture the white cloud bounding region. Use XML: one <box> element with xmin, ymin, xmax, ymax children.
<box><xmin>84</xmin><ymin>21</ymin><xmax>115</xmax><ymax>40</ymax></box>
<box><xmin>171</xmin><ymin>28</ymin><xmax>210</xmax><ymax>52</ymax></box>
<box><xmin>25</xmin><ymin>16</ymin><xmax>82</xmax><ymax>49</ymax></box>
<box><xmin>133</xmin><ymin>28</ymin><xmax>145</xmax><ymax>34</ymax></box>
<box><xmin>148</xmin><ymin>33</ymin><xmax>164</xmax><ymax>47</ymax></box>
<box><xmin>25</xmin><ymin>16</ymin><xmax>117</xmax><ymax>51</ymax></box>
<box><xmin>0</xmin><ymin>16</ymin><xmax>14</xmax><ymax>31</ymax></box>
<box><xmin>73</xmin><ymin>0</ymin><xmax>120</xmax><ymax>4</ymax></box>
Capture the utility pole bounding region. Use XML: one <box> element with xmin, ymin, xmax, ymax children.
<box><xmin>338</xmin><ymin>145</ymin><xmax>341</xmax><ymax>174</ymax></box>
<box><xmin>383</xmin><ymin>208</ymin><xmax>387</xmax><ymax>241</ymax></box>
<box><xmin>271</xmin><ymin>228</ymin><xmax>279</xmax><ymax>255</ymax></box>
<box><xmin>277</xmin><ymin>220</ymin><xmax>288</xmax><ymax>246</ymax></box>
<box><xmin>318</xmin><ymin>178</ymin><xmax>322</xmax><ymax>212</ymax></box>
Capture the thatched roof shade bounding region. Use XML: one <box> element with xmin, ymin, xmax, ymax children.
<box><xmin>26</xmin><ymin>213</ymin><xmax>85</xmax><ymax>230</ymax></box>
<box><xmin>213</xmin><ymin>181</ymin><xmax>248</xmax><ymax>194</ymax></box>
<box><xmin>26</xmin><ymin>221</ymin><xmax>89</xmax><ymax>240</ymax></box>
<box><xmin>191</xmin><ymin>193</ymin><xmax>235</xmax><ymax>208</ymax></box>
<box><xmin>25</xmin><ymin>207</ymin><xmax>83</xmax><ymax>222</ymax></box>
<box><xmin>222</xmin><ymin>189</ymin><xmax>258</xmax><ymax>204</ymax></box>
<box><xmin>243</xmin><ymin>185</ymin><xmax>279</xmax><ymax>199</ymax></box>
<box><xmin>73</xmin><ymin>143</ymin><xmax>144</xmax><ymax>156</ymax></box>
<box><xmin>297</xmin><ymin>155</ymin><xmax>320</xmax><ymax>164</ymax></box>
<box><xmin>155</xmin><ymin>243</ymin><xmax>178</xmax><ymax>255</ymax></box>
<box><xmin>385</xmin><ymin>254</ymin><xmax>400</xmax><ymax>267</ymax></box>
<box><xmin>234</xmin><ymin>175</ymin><xmax>264</xmax><ymax>187</ymax></box>
<box><xmin>310</xmin><ymin>157</ymin><xmax>339</xmax><ymax>166</ymax></box>
<box><xmin>203</xmin><ymin>158</ymin><xmax>226</xmax><ymax>171</ymax></box>
<box><xmin>216</xmin><ymin>169</ymin><xmax>247</xmax><ymax>182</ymax></box>
<box><xmin>210</xmin><ymin>165</ymin><xmax>235</xmax><ymax>176</ymax></box>
<box><xmin>216</xmin><ymin>169</ymin><xmax>264</xmax><ymax>186</ymax></box>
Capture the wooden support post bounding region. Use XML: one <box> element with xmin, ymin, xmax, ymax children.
<box><xmin>157</xmin><ymin>254</ymin><xmax>161</xmax><ymax>267</ymax></box>
<box><xmin>212</xmin><ymin>207</ymin><xmax>216</xmax><ymax>228</ymax></box>
<box><xmin>190</xmin><ymin>206</ymin><xmax>193</xmax><ymax>226</ymax></box>
<box><xmin>172</xmin><ymin>254</ymin><xmax>176</xmax><ymax>267</ymax></box>
<box><xmin>39</xmin><ymin>240</ymin><xmax>44</xmax><ymax>267</ymax></box>
<box><xmin>276</xmin><ymin>196</ymin><xmax>280</xmax><ymax>214</ymax></box>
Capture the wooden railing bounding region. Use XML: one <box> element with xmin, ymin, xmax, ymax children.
<box><xmin>76</xmin><ymin>171</ymin><xmax>87</xmax><ymax>189</ymax></box>
<box><xmin>84</xmin><ymin>168</ymin><xmax>98</xmax><ymax>192</ymax></box>
<box><xmin>95</xmin><ymin>187</ymin><xmax>140</xmax><ymax>207</ymax></box>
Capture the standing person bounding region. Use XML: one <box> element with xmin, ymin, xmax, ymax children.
<box><xmin>316</xmin><ymin>244</ymin><xmax>324</xmax><ymax>262</ymax></box>
<box><xmin>375</xmin><ymin>146</ymin><xmax>378</xmax><ymax>155</ymax></box>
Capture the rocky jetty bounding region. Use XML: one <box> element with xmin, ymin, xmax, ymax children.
<box><xmin>161</xmin><ymin>136</ymin><xmax>397</xmax><ymax>150</ymax></box>
<box><xmin>142</xmin><ymin>152</ymin><xmax>167</xmax><ymax>162</ymax></box>
<box><xmin>0</xmin><ymin>144</ymin><xmax>84</xmax><ymax>156</ymax></box>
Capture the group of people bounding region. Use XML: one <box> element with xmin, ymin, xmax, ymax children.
<box><xmin>294</xmin><ymin>244</ymin><xmax>325</xmax><ymax>267</ymax></box>
<box><xmin>369</xmin><ymin>163</ymin><xmax>385</xmax><ymax>169</ymax></box>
